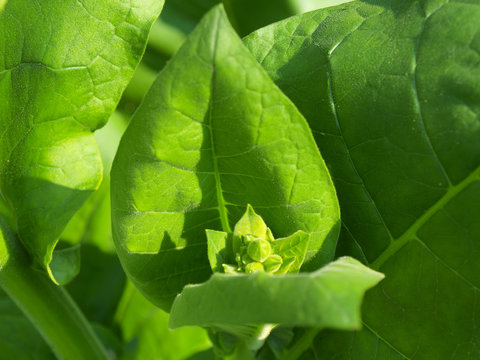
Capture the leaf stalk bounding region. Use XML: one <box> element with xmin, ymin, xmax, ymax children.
<box><xmin>0</xmin><ymin>218</ymin><xmax>110</xmax><ymax>360</ymax></box>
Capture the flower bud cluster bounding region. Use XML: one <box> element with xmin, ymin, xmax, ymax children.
<box><xmin>234</xmin><ymin>233</ymin><xmax>284</xmax><ymax>274</ymax></box>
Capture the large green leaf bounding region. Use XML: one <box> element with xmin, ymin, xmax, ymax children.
<box><xmin>111</xmin><ymin>4</ymin><xmax>340</xmax><ymax>311</ymax></box>
<box><xmin>0</xmin><ymin>0</ymin><xmax>163</xmax><ymax>283</ymax></box>
<box><xmin>170</xmin><ymin>257</ymin><xmax>383</xmax><ymax>329</ymax></box>
<box><xmin>244</xmin><ymin>0</ymin><xmax>480</xmax><ymax>358</ymax></box>
<box><xmin>0</xmin><ymin>113</ymin><xmax>127</xmax><ymax>359</ymax></box>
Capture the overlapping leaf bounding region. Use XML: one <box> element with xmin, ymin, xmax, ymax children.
<box><xmin>111</xmin><ymin>5</ymin><xmax>340</xmax><ymax>311</ymax></box>
<box><xmin>245</xmin><ymin>0</ymin><xmax>480</xmax><ymax>358</ymax></box>
<box><xmin>0</xmin><ymin>0</ymin><xmax>163</xmax><ymax>283</ymax></box>
<box><xmin>170</xmin><ymin>257</ymin><xmax>383</xmax><ymax>330</ymax></box>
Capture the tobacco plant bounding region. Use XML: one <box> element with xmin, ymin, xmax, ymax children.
<box><xmin>0</xmin><ymin>0</ymin><xmax>478</xmax><ymax>359</ymax></box>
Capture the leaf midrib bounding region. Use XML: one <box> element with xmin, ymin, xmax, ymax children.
<box><xmin>371</xmin><ymin>165</ymin><xmax>480</xmax><ymax>270</ymax></box>
<box><xmin>207</xmin><ymin>11</ymin><xmax>232</xmax><ymax>233</ymax></box>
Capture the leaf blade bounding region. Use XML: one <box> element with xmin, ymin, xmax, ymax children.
<box><xmin>111</xmin><ymin>4</ymin><xmax>340</xmax><ymax>310</ymax></box>
<box><xmin>0</xmin><ymin>0</ymin><xmax>164</xmax><ymax>283</ymax></box>
<box><xmin>244</xmin><ymin>0</ymin><xmax>480</xmax><ymax>357</ymax></box>
<box><xmin>169</xmin><ymin>257</ymin><xmax>384</xmax><ymax>329</ymax></box>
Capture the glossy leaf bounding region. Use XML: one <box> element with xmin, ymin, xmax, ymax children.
<box><xmin>169</xmin><ymin>257</ymin><xmax>384</xmax><ymax>329</ymax></box>
<box><xmin>0</xmin><ymin>0</ymin><xmax>163</xmax><ymax>283</ymax></box>
<box><xmin>111</xmin><ymin>5</ymin><xmax>340</xmax><ymax>310</ymax></box>
<box><xmin>245</xmin><ymin>0</ymin><xmax>480</xmax><ymax>358</ymax></box>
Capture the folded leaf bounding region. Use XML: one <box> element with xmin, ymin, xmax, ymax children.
<box><xmin>272</xmin><ymin>230</ymin><xmax>309</xmax><ymax>274</ymax></box>
<box><xmin>0</xmin><ymin>0</ymin><xmax>164</xmax><ymax>283</ymax></box>
<box><xmin>206</xmin><ymin>230</ymin><xmax>232</xmax><ymax>272</ymax></box>
<box><xmin>245</xmin><ymin>0</ymin><xmax>480</xmax><ymax>358</ymax></box>
<box><xmin>111</xmin><ymin>4</ymin><xmax>340</xmax><ymax>310</ymax></box>
<box><xmin>233</xmin><ymin>204</ymin><xmax>268</xmax><ymax>240</ymax></box>
<box><xmin>169</xmin><ymin>257</ymin><xmax>383</xmax><ymax>329</ymax></box>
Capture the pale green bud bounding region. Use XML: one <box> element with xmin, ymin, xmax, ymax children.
<box><xmin>243</xmin><ymin>234</ymin><xmax>256</xmax><ymax>244</ymax></box>
<box><xmin>263</xmin><ymin>255</ymin><xmax>283</xmax><ymax>273</ymax></box>
<box><xmin>242</xmin><ymin>254</ymin><xmax>253</xmax><ymax>265</ymax></box>
<box><xmin>247</xmin><ymin>239</ymin><xmax>272</xmax><ymax>262</ymax></box>
<box><xmin>223</xmin><ymin>264</ymin><xmax>238</xmax><ymax>274</ymax></box>
<box><xmin>245</xmin><ymin>262</ymin><xmax>264</xmax><ymax>274</ymax></box>
<box><xmin>235</xmin><ymin>253</ymin><xmax>242</xmax><ymax>266</ymax></box>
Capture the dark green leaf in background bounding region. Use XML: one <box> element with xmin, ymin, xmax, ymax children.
<box><xmin>111</xmin><ymin>4</ymin><xmax>340</xmax><ymax>311</ymax></box>
<box><xmin>244</xmin><ymin>0</ymin><xmax>480</xmax><ymax>358</ymax></box>
<box><xmin>222</xmin><ymin>0</ymin><xmax>354</xmax><ymax>37</ymax></box>
<box><xmin>0</xmin><ymin>289</ymin><xmax>54</xmax><ymax>360</ymax></box>
<box><xmin>0</xmin><ymin>0</ymin><xmax>163</xmax><ymax>283</ymax></box>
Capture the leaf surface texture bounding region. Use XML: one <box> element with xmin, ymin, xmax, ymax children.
<box><xmin>0</xmin><ymin>0</ymin><xmax>163</xmax><ymax>282</ymax></box>
<box><xmin>244</xmin><ymin>0</ymin><xmax>480</xmax><ymax>358</ymax></box>
<box><xmin>111</xmin><ymin>5</ymin><xmax>340</xmax><ymax>311</ymax></box>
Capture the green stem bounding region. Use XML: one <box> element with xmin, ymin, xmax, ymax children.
<box><xmin>244</xmin><ymin>324</ymin><xmax>275</xmax><ymax>352</ymax></box>
<box><xmin>278</xmin><ymin>328</ymin><xmax>321</xmax><ymax>360</ymax></box>
<box><xmin>122</xmin><ymin>63</ymin><xmax>158</xmax><ymax>104</ymax></box>
<box><xmin>148</xmin><ymin>18</ymin><xmax>187</xmax><ymax>57</ymax></box>
<box><xmin>0</xmin><ymin>218</ymin><xmax>110</xmax><ymax>360</ymax></box>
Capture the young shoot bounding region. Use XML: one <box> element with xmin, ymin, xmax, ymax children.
<box><xmin>206</xmin><ymin>205</ymin><xmax>310</xmax><ymax>276</ymax></box>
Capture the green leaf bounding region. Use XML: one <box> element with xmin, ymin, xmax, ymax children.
<box><xmin>0</xmin><ymin>195</ymin><xmax>14</xmax><ymax>233</ymax></box>
<box><xmin>245</xmin><ymin>0</ymin><xmax>480</xmax><ymax>358</ymax></box>
<box><xmin>0</xmin><ymin>0</ymin><xmax>163</xmax><ymax>283</ymax></box>
<box><xmin>111</xmin><ymin>4</ymin><xmax>340</xmax><ymax>310</ymax></box>
<box><xmin>233</xmin><ymin>204</ymin><xmax>268</xmax><ymax>239</ymax></box>
<box><xmin>272</xmin><ymin>230</ymin><xmax>309</xmax><ymax>274</ymax></box>
<box><xmin>116</xmin><ymin>282</ymin><xmax>212</xmax><ymax>360</ymax></box>
<box><xmin>0</xmin><ymin>113</ymin><xmax>128</xmax><ymax>358</ymax></box>
<box><xmin>169</xmin><ymin>257</ymin><xmax>383</xmax><ymax>329</ymax></box>
<box><xmin>206</xmin><ymin>229</ymin><xmax>232</xmax><ymax>272</ymax></box>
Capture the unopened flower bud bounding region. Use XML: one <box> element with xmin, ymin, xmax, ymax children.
<box><xmin>247</xmin><ymin>239</ymin><xmax>272</xmax><ymax>262</ymax></box>
<box><xmin>245</xmin><ymin>262</ymin><xmax>264</xmax><ymax>274</ymax></box>
<box><xmin>263</xmin><ymin>255</ymin><xmax>283</xmax><ymax>273</ymax></box>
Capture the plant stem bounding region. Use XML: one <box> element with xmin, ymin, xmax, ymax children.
<box><xmin>122</xmin><ymin>63</ymin><xmax>158</xmax><ymax>104</ymax></box>
<box><xmin>0</xmin><ymin>217</ymin><xmax>110</xmax><ymax>360</ymax></box>
<box><xmin>278</xmin><ymin>328</ymin><xmax>321</xmax><ymax>360</ymax></box>
<box><xmin>244</xmin><ymin>324</ymin><xmax>276</xmax><ymax>352</ymax></box>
